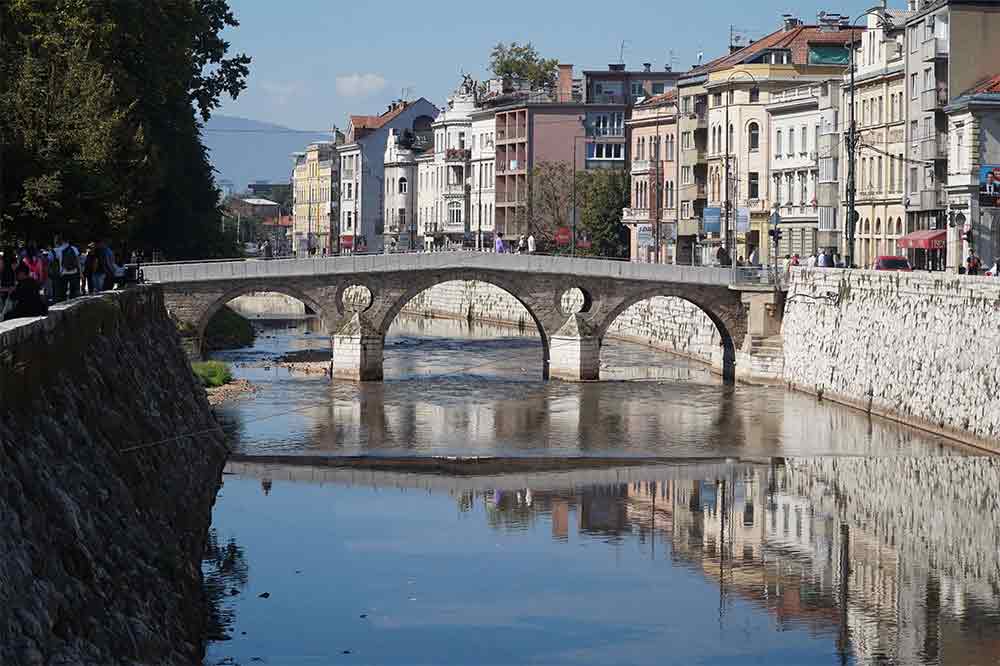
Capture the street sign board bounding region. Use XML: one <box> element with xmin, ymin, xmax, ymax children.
<box><xmin>637</xmin><ymin>224</ymin><xmax>653</xmax><ymax>247</ymax></box>
<box><xmin>736</xmin><ymin>207</ymin><xmax>751</xmax><ymax>233</ymax></box>
<box><xmin>703</xmin><ymin>207</ymin><xmax>722</xmax><ymax>234</ymax></box>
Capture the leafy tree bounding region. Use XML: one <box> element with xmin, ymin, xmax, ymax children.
<box><xmin>579</xmin><ymin>170</ymin><xmax>630</xmax><ymax>258</ymax></box>
<box><xmin>0</xmin><ymin>0</ymin><xmax>250</xmax><ymax>259</ymax></box>
<box><xmin>527</xmin><ymin>161</ymin><xmax>575</xmax><ymax>247</ymax></box>
<box><xmin>489</xmin><ymin>42</ymin><xmax>558</xmax><ymax>90</ymax></box>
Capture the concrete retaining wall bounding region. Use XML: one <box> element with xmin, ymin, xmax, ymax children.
<box><xmin>400</xmin><ymin>280</ymin><xmax>720</xmax><ymax>364</ymax></box>
<box><xmin>0</xmin><ymin>287</ymin><xmax>228</xmax><ymax>665</ymax></box>
<box><xmin>782</xmin><ymin>268</ymin><xmax>1000</xmax><ymax>450</ymax></box>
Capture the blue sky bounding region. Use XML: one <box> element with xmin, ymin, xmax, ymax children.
<box><xmin>219</xmin><ymin>0</ymin><xmax>884</xmax><ymax>130</ymax></box>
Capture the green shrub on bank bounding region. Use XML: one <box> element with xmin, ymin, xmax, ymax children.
<box><xmin>192</xmin><ymin>361</ymin><xmax>233</xmax><ymax>388</ymax></box>
<box><xmin>204</xmin><ymin>305</ymin><xmax>255</xmax><ymax>350</ymax></box>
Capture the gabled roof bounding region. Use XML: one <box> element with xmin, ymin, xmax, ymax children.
<box><xmin>688</xmin><ymin>24</ymin><xmax>862</xmax><ymax>77</ymax></box>
<box><xmin>350</xmin><ymin>104</ymin><xmax>410</xmax><ymax>132</ymax></box>
<box><xmin>635</xmin><ymin>89</ymin><xmax>678</xmax><ymax>107</ymax></box>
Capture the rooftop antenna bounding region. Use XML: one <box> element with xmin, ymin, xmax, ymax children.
<box><xmin>401</xmin><ymin>86</ymin><xmax>414</xmax><ymax>101</ymax></box>
<box><xmin>618</xmin><ymin>40</ymin><xmax>630</xmax><ymax>65</ymax></box>
<box><xmin>668</xmin><ymin>48</ymin><xmax>680</xmax><ymax>71</ymax></box>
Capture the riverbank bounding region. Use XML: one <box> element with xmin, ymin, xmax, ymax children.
<box><xmin>0</xmin><ymin>287</ymin><xmax>228</xmax><ymax>665</ymax></box>
<box><xmin>783</xmin><ymin>268</ymin><xmax>1000</xmax><ymax>455</ymax></box>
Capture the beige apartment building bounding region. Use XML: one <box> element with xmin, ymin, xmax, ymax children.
<box><xmin>676</xmin><ymin>69</ymin><xmax>713</xmax><ymax>264</ymax></box>
<box><xmin>622</xmin><ymin>92</ymin><xmax>680</xmax><ymax>263</ymax></box>
<box><xmin>843</xmin><ymin>11</ymin><xmax>908</xmax><ymax>266</ymax></box>
<box><xmin>702</xmin><ymin>15</ymin><xmax>858</xmax><ymax>264</ymax></box>
<box><xmin>291</xmin><ymin>140</ymin><xmax>339</xmax><ymax>255</ymax></box>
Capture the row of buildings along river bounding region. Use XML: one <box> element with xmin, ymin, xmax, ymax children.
<box><xmin>284</xmin><ymin>0</ymin><xmax>1000</xmax><ymax>271</ymax></box>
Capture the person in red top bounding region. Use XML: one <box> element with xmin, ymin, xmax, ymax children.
<box><xmin>21</xmin><ymin>245</ymin><xmax>45</xmax><ymax>283</ymax></box>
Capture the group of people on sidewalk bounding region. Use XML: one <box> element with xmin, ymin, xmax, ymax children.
<box><xmin>0</xmin><ymin>237</ymin><xmax>124</xmax><ymax>322</ymax></box>
<box><xmin>493</xmin><ymin>233</ymin><xmax>536</xmax><ymax>254</ymax></box>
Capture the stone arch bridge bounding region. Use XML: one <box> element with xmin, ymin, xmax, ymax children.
<box><xmin>144</xmin><ymin>253</ymin><xmax>783</xmax><ymax>383</ymax></box>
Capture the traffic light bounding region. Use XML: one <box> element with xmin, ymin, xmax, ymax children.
<box><xmin>962</xmin><ymin>229</ymin><xmax>974</xmax><ymax>244</ymax></box>
<box><xmin>769</xmin><ymin>227</ymin><xmax>783</xmax><ymax>242</ymax></box>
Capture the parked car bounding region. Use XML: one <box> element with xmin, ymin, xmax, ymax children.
<box><xmin>872</xmin><ymin>255</ymin><xmax>912</xmax><ymax>271</ymax></box>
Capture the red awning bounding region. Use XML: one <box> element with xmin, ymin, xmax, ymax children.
<box><xmin>897</xmin><ymin>229</ymin><xmax>946</xmax><ymax>250</ymax></box>
<box><xmin>340</xmin><ymin>235</ymin><xmax>354</xmax><ymax>248</ymax></box>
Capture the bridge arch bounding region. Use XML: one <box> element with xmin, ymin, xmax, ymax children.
<box><xmin>195</xmin><ymin>283</ymin><xmax>333</xmax><ymax>357</ymax></box>
<box><xmin>594</xmin><ymin>287</ymin><xmax>739</xmax><ymax>384</ymax></box>
<box><xmin>371</xmin><ymin>271</ymin><xmax>555</xmax><ymax>378</ymax></box>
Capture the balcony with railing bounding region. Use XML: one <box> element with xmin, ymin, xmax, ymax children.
<box><xmin>445</xmin><ymin>148</ymin><xmax>471</xmax><ymax>162</ymax></box>
<box><xmin>622</xmin><ymin>207</ymin><xmax>650</xmax><ymax>223</ymax></box>
<box><xmin>587</xmin><ymin>126</ymin><xmax>625</xmax><ymax>138</ymax></box>
<box><xmin>922</xmin><ymin>37</ymin><xmax>948</xmax><ymax>62</ymax></box>
<box><xmin>630</xmin><ymin>159</ymin><xmax>651</xmax><ymax>173</ymax></box>
<box><xmin>341</xmin><ymin>169</ymin><xmax>355</xmax><ymax>181</ymax></box>
<box><xmin>443</xmin><ymin>182</ymin><xmax>469</xmax><ymax>197</ymax></box>
<box><xmin>921</xmin><ymin>133</ymin><xmax>947</xmax><ymax>161</ymax></box>
<box><xmin>770</xmin><ymin>85</ymin><xmax>822</xmax><ymax>104</ymax></box>
<box><xmin>921</xmin><ymin>87</ymin><xmax>947</xmax><ymax>112</ymax></box>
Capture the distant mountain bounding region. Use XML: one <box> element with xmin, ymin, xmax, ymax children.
<box><xmin>202</xmin><ymin>115</ymin><xmax>330</xmax><ymax>193</ymax></box>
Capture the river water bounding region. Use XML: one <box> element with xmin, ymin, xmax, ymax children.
<box><xmin>203</xmin><ymin>316</ymin><xmax>1000</xmax><ymax>665</ymax></box>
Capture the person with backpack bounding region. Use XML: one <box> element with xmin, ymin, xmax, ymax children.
<box><xmin>53</xmin><ymin>235</ymin><xmax>81</xmax><ymax>301</ymax></box>
<box><xmin>2</xmin><ymin>264</ymin><xmax>48</xmax><ymax>321</ymax></box>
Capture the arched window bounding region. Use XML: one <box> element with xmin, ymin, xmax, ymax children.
<box><xmin>727</xmin><ymin>124</ymin><xmax>734</xmax><ymax>152</ymax></box>
<box><xmin>775</xmin><ymin>129</ymin><xmax>783</xmax><ymax>157</ymax></box>
<box><xmin>875</xmin><ymin>218</ymin><xmax>882</xmax><ymax>236</ymax></box>
<box><xmin>896</xmin><ymin>217</ymin><xmax>904</xmax><ymax>236</ymax></box>
<box><xmin>448</xmin><ymin>201</ymin><xmax>462</xmax><ymax>225</ymax></box>
<box><xmin>399</xmin><ymin>177</ymin><xmax>408</xmax><ymax>194</ymax></box>
<box><xmin>748</xmin><ymin>122</ymin><xmax>760</xmax><ymax>151</ymax></box>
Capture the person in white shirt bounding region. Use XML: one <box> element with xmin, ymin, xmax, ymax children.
<box><xmin>527</xmin><ymin>234</ymin><xmax>536</xmax><ymax>254</ymax></box>
<box><xmin>806</xmin><ymin>253</ymin><xmax>818</xmax><ymax>268</ymax></box>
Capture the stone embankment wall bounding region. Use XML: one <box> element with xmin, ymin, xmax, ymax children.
<box><xmin>0</xmin><ymin>287</ymin><xmax>228</xmax><ymax>665</ymax></box>
<box><xmin>783</xmin><ymin>268</ymin><xmax>1000</xmax><ymax>449</ymax></box>
<box><xmin>400</xmin><ymin>280</ymin><xmax>721</xmax><ymax>364</ymax></box>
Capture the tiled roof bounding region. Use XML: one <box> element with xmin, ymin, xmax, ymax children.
<box><xmin>636</xmin><ymin>89</ymin><xmax>678</xmax><ymax>107</ymax></box>
<box><xmin>689</xmin><ymin>24</ymin><xmax>862</xmax><ymax>76</ymax></box>
<box><xmin>350</xmin><ymin>103</ymin><xmax>412</xmax><ymax>132</ymax></box>
<box><xmin>966</xmin><ymin>74</ymin><xmax>1000</xmax><ymax>95</ymax></box>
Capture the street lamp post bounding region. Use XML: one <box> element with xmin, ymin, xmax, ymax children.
<box><xmin>571</xmin><ymin>129</ymin><xmax>585</xmax><ymax>257</ymax></box>
<box><xmin>723</xmin><ymin>70</ymin><xmax>759</xmax><ymax>283</ymax></box>
<box><xmin>846</xmin><ymin>9</ymin><xmax>894</xmax><ymax>268</ymax></box>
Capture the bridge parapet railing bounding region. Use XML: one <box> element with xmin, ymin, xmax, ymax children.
<box><xmin>142</xmin><ymin>251</ymin><xmax>743</xmax><ymax>287</ymax></box>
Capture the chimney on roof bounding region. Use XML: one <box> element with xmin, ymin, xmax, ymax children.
<box><xmin>643</xmin><ymin>62</ymin><xmax>652</xmax><ymax>72</ymax></box>
<box><xmin>557</xmin><ymin>64</ymin><xmax>574</xmax><ymax>102</ymax></box>
<box><xmin>609</xmin><ymin>63</ymin><xmax>626</xmax><ymax>72</ymax></box>
<box><xmin>782</xmin><ymin>14</ymin><xmax>802</xmax><ymax>32</ymax></box>
<box><xmin>665</xmin><ymin>63</ymin><xmax>672</xmax><ymax>71</ymax></box>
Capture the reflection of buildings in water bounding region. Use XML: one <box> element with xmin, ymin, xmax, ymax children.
<box><xmin>465</xmin><ymin>459</ymin><xmax>1000</xmax><ymax>665</ymax></box>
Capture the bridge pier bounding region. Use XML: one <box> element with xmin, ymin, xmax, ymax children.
<box><xmin>548</xmin><ymin>315</ymin><xmax>601</xmax><ymax>382</ymax></box>
<box><xmin>332</xmin><ymin>314</ymin><xmax>384</xmax><ymax>381</ymax></box>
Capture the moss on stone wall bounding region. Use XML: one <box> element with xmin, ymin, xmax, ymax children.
<box><xmin>204</xmin><ymin>305</ymin><xmax>255</xmax><ymax>350</ymax></box>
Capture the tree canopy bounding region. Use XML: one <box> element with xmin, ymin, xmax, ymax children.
<box><xmin>0</xmin><ymin>0</ymin><xmax>250</xmax><ymax>258</ymax></box>
<box><xmin>489</xmin><ymin>42</ymin><xmax>558</xmax><ymax>90</ymax></box>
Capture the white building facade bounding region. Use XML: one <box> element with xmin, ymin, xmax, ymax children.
<box><xmin>945</xmin><ymin>78</ymin><xmax>1000</xmax><ymax>269</ymax></box>
<box><xmin>767</xmin><ymin>85</ymin><xmax>822</xmax><ymax>260</ymax></box>
<box><xmin>382</xmin><ymin>129</ymin><xmax>420</xmax><ymax>251</ymax></box>
<box><xmin>338</xmin><ymin>98</ymin><xmax>438</xmax><ymax>254</ymax></box>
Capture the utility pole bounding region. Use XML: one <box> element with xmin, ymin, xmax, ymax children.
<box><xmin>846</xmin><ymin>9</ymin><xmax>892</xmax><ymax>268</ymax></box>
<box><xmin>846</xmin><ymin>31</ymin><xmax>858</xmax><ymax>269</ymax></box>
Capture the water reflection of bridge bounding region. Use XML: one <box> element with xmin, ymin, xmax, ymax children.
<box><xmin>226</xmin><ymin>456</ymin><xmax>1000</xmax><ymax>664</ymax></box>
